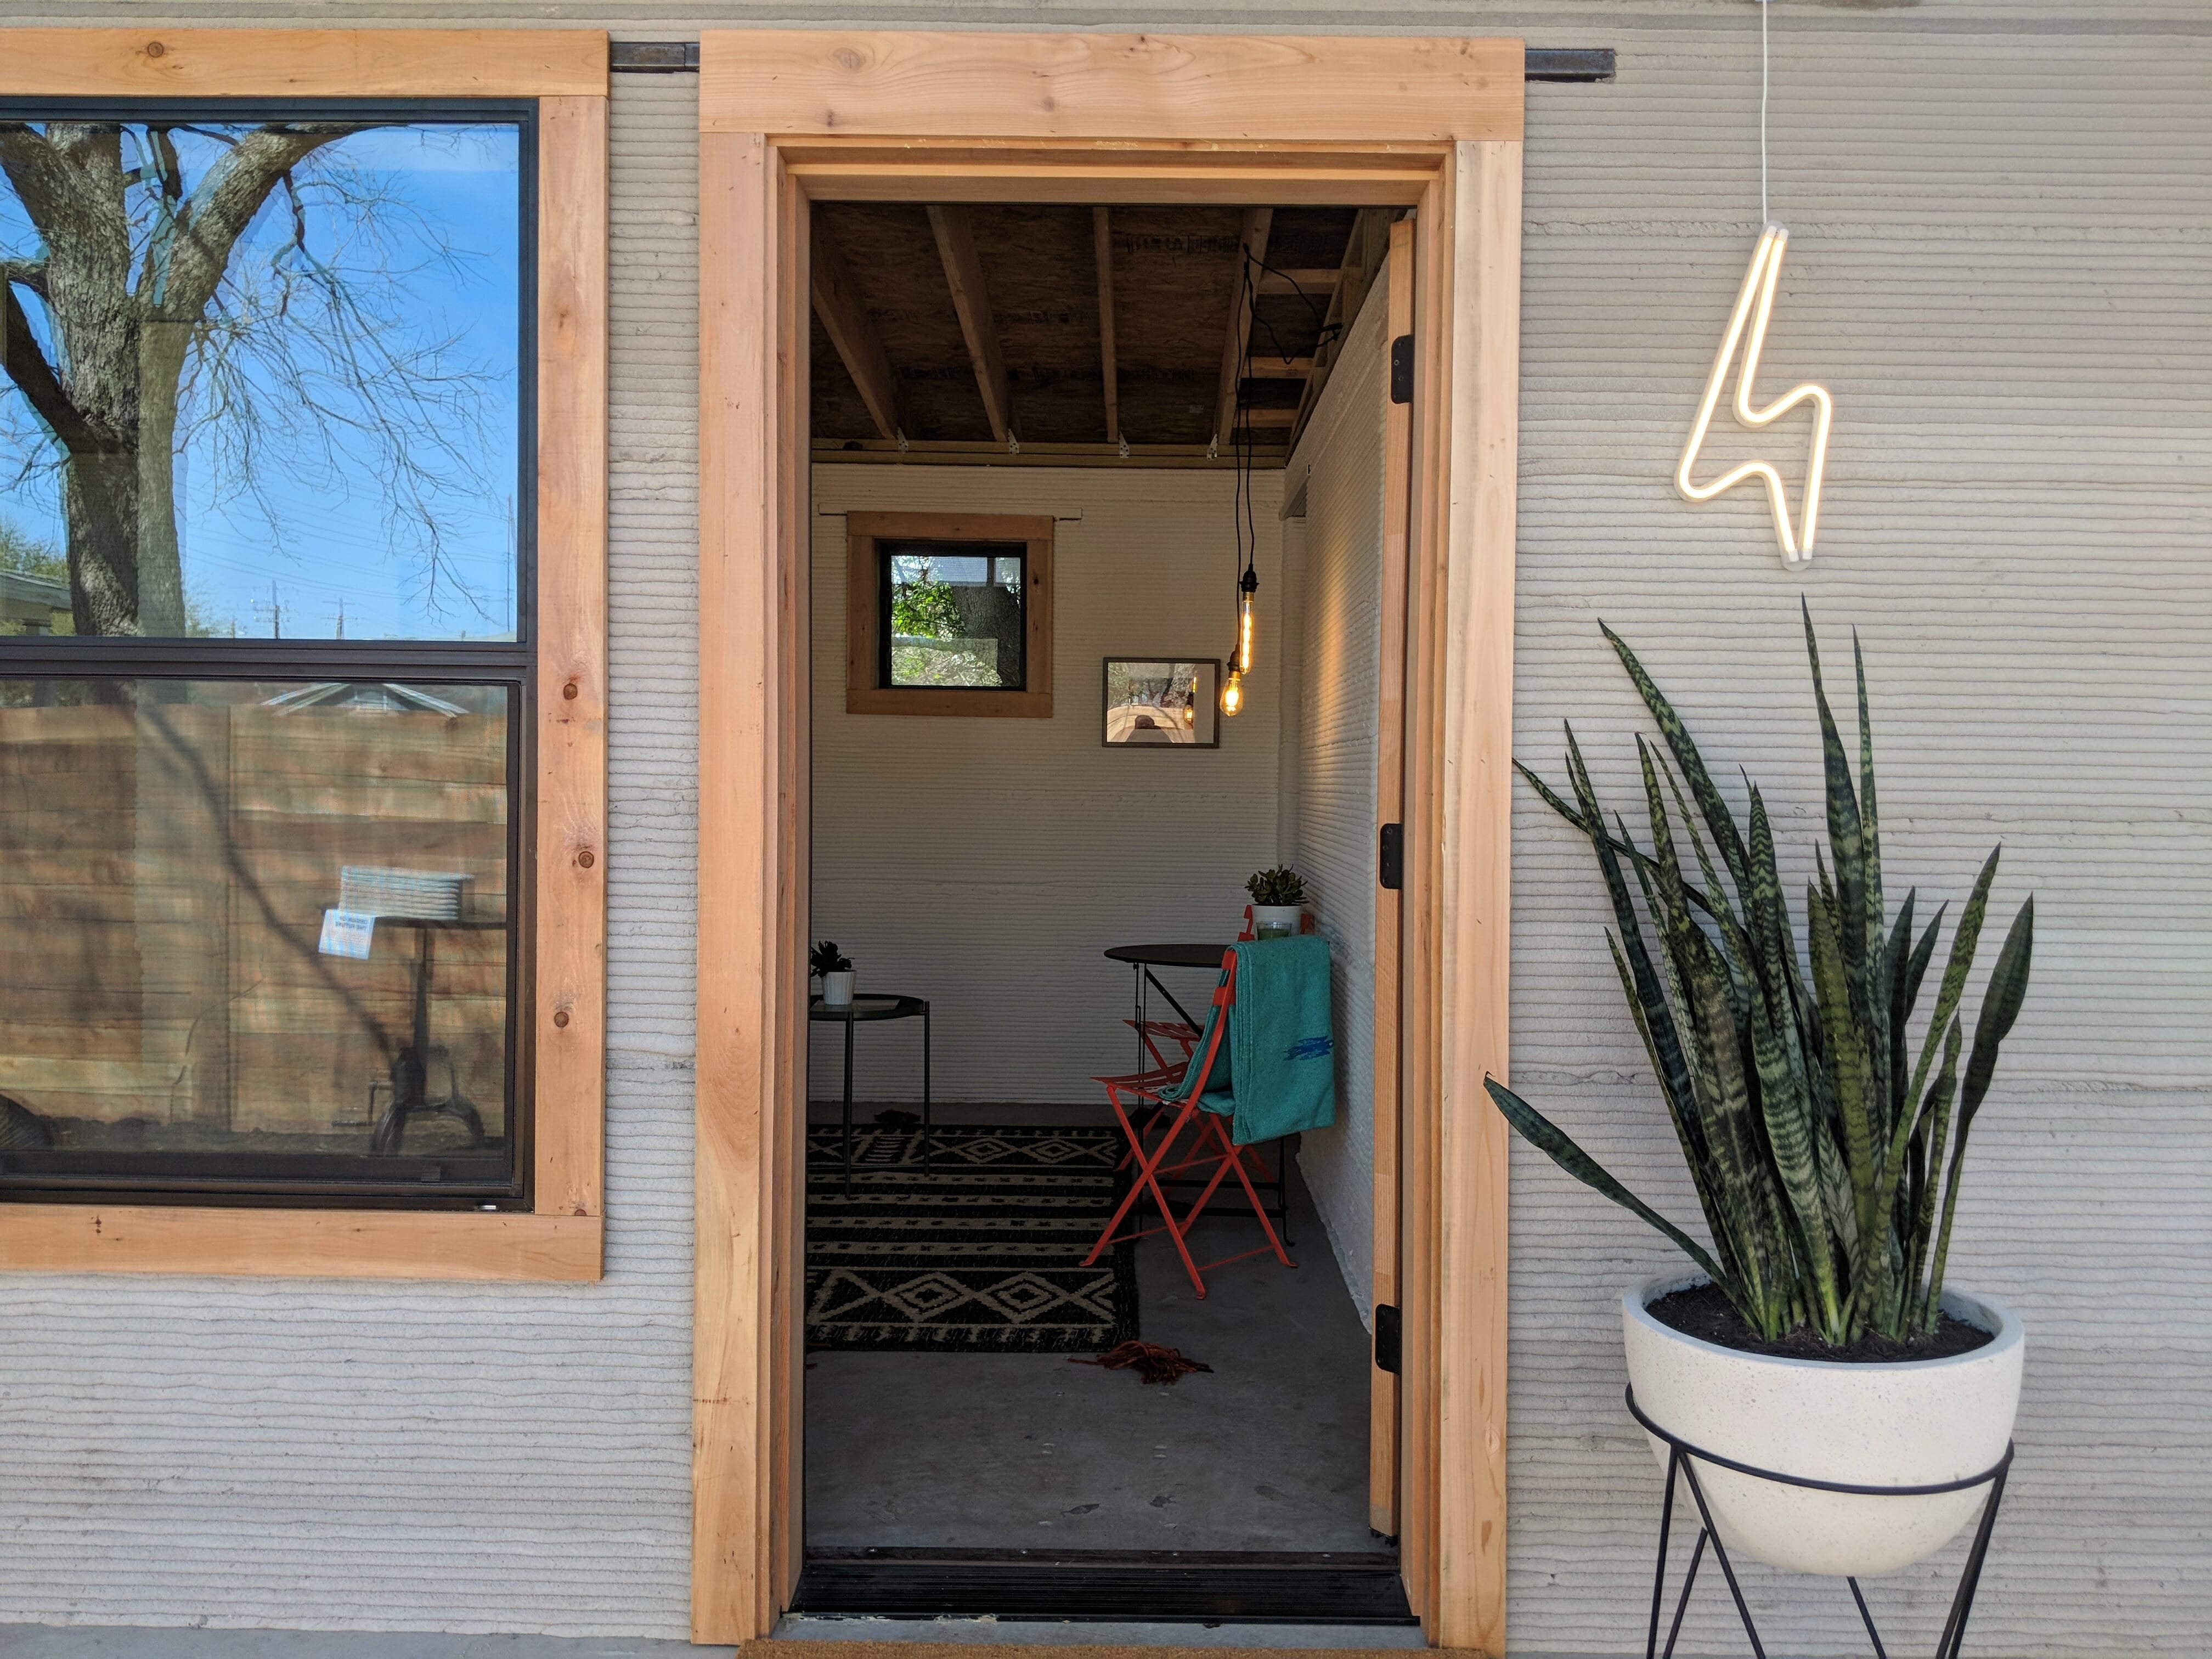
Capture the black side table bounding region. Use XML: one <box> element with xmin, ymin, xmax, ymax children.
<box><xmin>809</xmin><ymin>994</ymin><xmax>931</xmax><ymax>1194</ymax></box>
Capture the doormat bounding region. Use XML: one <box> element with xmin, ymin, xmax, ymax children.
<box><xmin>806</xmin><ymin>1124</ymin><xmax>1139</xmax><ymax>1355</ymax></box>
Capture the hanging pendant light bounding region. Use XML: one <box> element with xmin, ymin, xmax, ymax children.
<box><xmin>1220</xmin><ymin>253</ymin><xmax>1260</xmax><ymax>719</ymax></box>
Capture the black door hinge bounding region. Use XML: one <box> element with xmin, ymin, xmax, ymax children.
<box><xmin>1374</xmin><ymin>1304</ymin><xmax>1402</xmax><ymax>1374</ymax></box>
<box><xmin>1379</xmin><ymin>822</ymin><xmax>1404</xmax><ymax>890</ymax></box>
<box><xmin>1390</xmin><ymin>335</ymin><xmax>1414</xmax><ymax>404</ymax></box>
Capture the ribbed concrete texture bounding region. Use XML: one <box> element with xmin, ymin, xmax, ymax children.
<box><xmin>1277</xmin><ymin>264</ymin><xmax>1392</xmax><ymax>1330</ymax></box>
<box><xmin>0</xmin><ymin>5</ymin><xmax>2201</xmax><ymax>1656</ymax></box>
<box><xmin>0</xmin><ymin>1631</ymin><xmax>731</xmax><ymax>1658</ymax></box>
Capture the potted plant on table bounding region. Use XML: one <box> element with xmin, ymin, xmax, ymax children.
<box><xmin>1246</xmin><ymin>867</ymin><xmax>1307</xmax><ymax>939</ymax></box>
<box><xmin>810</xmin><ymin>940</ymin><xmax>855</xmax><ymax>1007</ymax></box>
<box><xmin>1486</xmin><ymin>605</ymin><xmax>2035</xmax><ymax>1578</ymax></box>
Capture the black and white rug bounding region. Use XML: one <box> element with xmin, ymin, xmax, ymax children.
<box><xmin>805</xmin><ymin>1123</ymin><xmax>1140</xmax><ymax>1355</ymax></box>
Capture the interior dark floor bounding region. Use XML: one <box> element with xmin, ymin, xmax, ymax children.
<box><xmin>802</xmin><ymin>1101</ymin><xmax>1378</xmax><ymax>1555</ymax></box>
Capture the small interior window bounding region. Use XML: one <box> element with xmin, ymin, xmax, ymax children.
<box><xmin>878</xmin><ymin>540</ymin><xmax>1028</xmax><ymax>691</ymax></box>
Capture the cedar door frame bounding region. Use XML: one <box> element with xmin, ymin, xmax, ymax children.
<box><xmin>0</xmin><ymin>29</ymin><xmax>610</xmax><ymax>1281</ymax></box>
<box><xmin>845</xmin><ymin>511</ymin><xmax>1054</xmax><ymax>718</ymax></box>
<box><xmin>696</xmin><ymin>32</ymin><xmax>1521</xmax><ymax>1650</ymax></box>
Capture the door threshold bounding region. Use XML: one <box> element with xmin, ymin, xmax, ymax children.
<box><xmin>791</xmin><ymin>1548</ymin><xmax>1416</xmax><ymax>1625</ymax></box>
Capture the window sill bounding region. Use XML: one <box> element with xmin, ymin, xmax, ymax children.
<box><xmin>0</xmin><ymin>1203</ymin><xmax>601</xmax><ymax>1280</ymax></box>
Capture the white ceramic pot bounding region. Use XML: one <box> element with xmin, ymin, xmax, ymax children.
<box><xmin>1623</xmin><ymin>1273</ymin><xmax>2023</xmax><ymax>1578</ymax></box>
<box><xmin>1251</xmin><ymin>904</ymin><xmax>1303</xmax><ymax>939</ymax></box>
<box><xmin>821</xmin><ymin>971</ymin><xmax>855</xmax><ymax>1007</ymax></box>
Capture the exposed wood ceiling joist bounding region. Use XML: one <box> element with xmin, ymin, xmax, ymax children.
<box><xmin>927</xmin><ymin>204</ymin><xmax>1017</xmax><ymax>444</ymax></box>
<box><xmin>1214</xmin><ymin>206</ymin><xmax>1273</xmax><ymax>448</ymax></box>
<box><xmin>809</xmin><ymin>215</ymin><xmax>904</xmax><ymax>441</ymax></box>
<box><xmin>1255</xmin><ymin>268</ymin><xmax>1339</xmax><ymax>297</ymax></box>
<box><xmin>1248</xmin><ymin>357</ymin><xmax>1315</xmax><ymax>380</ymax></box>
<box><xmin>1289</xmin><ymin>206</ymin><xmax>1398</xmax><ymax>453</ymax></box>
<box><xmin>815</xmin><ymin>437</ymin><xmax>1286</xmax><ymax>469</ymax></box>
<box><xmin>1093</xmin><ymin>206</ymin><xmax>1120</xmax><ymax>447</ymax></box>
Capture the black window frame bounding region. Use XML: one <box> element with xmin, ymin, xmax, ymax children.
<box><xmin>0</xmin><ymin>97</ymin><xmax>540</xmax><ymax>1211</ymax></box>
<box><xmin>876</xmin><ymin>539</ymin><xmax>1030</xmax><ymax>693</ymax></box>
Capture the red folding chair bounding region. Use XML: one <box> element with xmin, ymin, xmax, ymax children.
<box><xmin>1123</xmin><ymin>1017</ymin><xmax>1200</xmax><ymax>1074</ymax></box>
<box><xmin>1085</xmin><ymin>949</ymin><xmax>1294</xmax><ymax>1298</ymax></box>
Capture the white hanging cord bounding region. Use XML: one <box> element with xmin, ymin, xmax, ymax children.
<box><xmin>1759</xmin><ymin>0</ymin><xmax>1771</xmax><ymax>225</ymax></box>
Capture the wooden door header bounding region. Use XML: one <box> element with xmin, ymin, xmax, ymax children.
<box><xmin>701</xmin><ymin>31</ymin><xmax>1523</xmax><ymax>143</ymax></box>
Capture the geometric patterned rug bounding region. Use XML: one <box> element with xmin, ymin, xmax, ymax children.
<box><xmin>805</xmin><ymin>1123</ymin><xmax>1141</xmax><ymax>1354</ymax></box>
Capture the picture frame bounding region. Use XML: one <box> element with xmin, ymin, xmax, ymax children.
<box><xmin>1101</xmin><ymin>657</ymin><xmax>1221</xmax><ymax>748</ymax></box>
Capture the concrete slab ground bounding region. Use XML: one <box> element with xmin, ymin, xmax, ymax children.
<box><xmin>802</xmin><ymin>1103</ymin><xmax>1377</xmax><ymax>1554</ymax></box>
<box><xmin>0</xmin><ymin>1632</ymin><xmax>732</xmax><ymax>1658</ymax></box>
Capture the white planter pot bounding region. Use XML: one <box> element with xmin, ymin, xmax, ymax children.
<box><xmin>820</xmin><ymin>972</ymin><xmax>855</xmax><ymax>1007</ymax></box>
<box><xmin>1250</xmin><ymin>904</ymin><xmax>1303</xmax><ymax>939</ymax></box>
<box><xmin>1623</xmin><ymin>1273</ymin><xmax>2023</xmax><ymax>1578</ymax></box>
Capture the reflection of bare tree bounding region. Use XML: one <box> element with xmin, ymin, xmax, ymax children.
<box><xmin>0</xmin><ymin>120</ymin><xmax>506</xmax><ymax>637</ymax></box>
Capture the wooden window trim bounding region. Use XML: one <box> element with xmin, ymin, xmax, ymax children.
<box><xmin>697</xmin><ymin>31</ymin><xmax>1520</xmax><ymax>1650</ymax></box>
<box><xmin>844</xmin><ymin>511</ymin><xmax>1054</xmax><ymax>718</ymax></box>
<box><xmin>0</xmin><ymin>29</ymin><xmax>609</xmax><ymax>1282</ymax></box>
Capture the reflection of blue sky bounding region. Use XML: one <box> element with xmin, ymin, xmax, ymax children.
<box><xmin>0</xmin><ymin>121</ymin><xmax>520</xmax><ymax>640</ymax></box>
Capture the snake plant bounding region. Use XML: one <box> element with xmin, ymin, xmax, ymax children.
<box><xmin>1486</xmin><ymin>605</ymin><xmax>2034</xmax><ymax>1345</ymax></box>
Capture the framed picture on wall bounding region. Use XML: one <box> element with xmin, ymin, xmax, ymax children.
<box><xmin>1102</xmin><ymin>658</ymin><xmax>1221</xmax><ymax>748</ymax></box>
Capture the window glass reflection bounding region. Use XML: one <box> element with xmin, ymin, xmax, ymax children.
<box><xmin>0</xmin><ymin>679</ymin><xmax>513</xmax><ymax>1193</ymax></box>
<box><xmin>0</xmin><ymin>119</ymin><xmax>523</xmax><ymax>641</ymax></box>
<box><xmin>882</xmin><ymin>541</ymin><xmax>1026</xmax><ymax>689</ymax></box>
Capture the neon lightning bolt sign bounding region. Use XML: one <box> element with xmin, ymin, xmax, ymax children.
<box><xmin>1675</xmin><ymin>224</ymin><xmax>1834</xmax><ymax>567</ymax></box>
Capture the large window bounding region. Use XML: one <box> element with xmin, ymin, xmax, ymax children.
<box><xmin>0</xmin><ymin>103</ymin><xmax>535</xmax><ymax>1204</ymax></box>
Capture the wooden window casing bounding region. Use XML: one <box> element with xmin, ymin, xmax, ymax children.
<box><xmin>0</xmin><ymin>30</ymin><xmax>608</xmax><ymax>1281</ymax></box>
<box><xmin>697</xmin><ymin>31</ymin><xmax>1522</xmax><ymax>1652</ymax></box>
<box><xmin>844</xmin><ymin>511</ymin><xmax>1053</xmax><ymax>718</ymax></box>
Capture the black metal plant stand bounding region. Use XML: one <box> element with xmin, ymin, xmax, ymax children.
<box><xmin>1627</xmin><ymin>1386</ymin><xmax>2013</xmax><ymax>1659</ymax></box>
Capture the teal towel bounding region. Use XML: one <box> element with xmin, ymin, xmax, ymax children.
<box><xmin>1163</xmin><ymin>935</ymin><xmax>1336</xmax><ymax>1146</ymax></box>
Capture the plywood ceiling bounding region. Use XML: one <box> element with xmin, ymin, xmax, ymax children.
<box><xmin>811</xmin><ymin>202</ymin><xmax>1399</xmax><ymax>464</ymax></box>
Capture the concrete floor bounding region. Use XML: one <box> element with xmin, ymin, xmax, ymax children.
<box><xmin>803</xmin><ymin>1103</ymin><xmax>1378</xmax><ymax>1555</ymax></box>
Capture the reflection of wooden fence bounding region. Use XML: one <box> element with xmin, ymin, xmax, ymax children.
<box><xmin>0</xmin><ymin>703</ymin><xmax>508</xmax><ymax>1141</ymax></box>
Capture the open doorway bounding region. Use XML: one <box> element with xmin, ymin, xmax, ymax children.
<box><xmin>692</xmin><ymin>33</ymin><xmax>1524</xmax><ymax>1646</ymax></box>
<box><xmin>796</xmin><ymin>201</ymin><xmax>1410</xmax><ymax>1618</ymax></box>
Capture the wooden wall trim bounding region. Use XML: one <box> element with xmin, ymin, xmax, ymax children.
<box><xmin>1367</xmin><ymin>216</ymin><xmax>1416</xmax><ymax>1542</ymax></box>
<box><xmin>692</xmin><ymin>57</ymin><xmax>1523</xmax><ymax>1640</ymax></box>
<box><xmin>0</xmin><ymin>36</ymin><xmax>608</xmax><ymax>1283</ymax></box>
<box><xmin>695</xmin><ymin>128</ymin><xmax>794</xmax><ymax>1646</ymax></box>
<box><xmin>700</xmin><ymin>32</ymin><xmax>1522</xmax><ymax>143</ymax></box>
<box><xmin>0</xmin><ymin>1208</ymin><xmax>600</xmax><ymax>1280</ymax></box>
<box><xmin>844</xmin><ymin>511</ymin><xmax>1056</xmax><ymax>719</ymax></box>
<box><xmin>1398</xmin><ymin>154</ymin><xmax>1458</xmax><ymax>1638</ymax></box>
<box><xmin>534</xmin><ymin>93</ymin><xmax>611</xmax><ymax>1224</ymax></box>
<box><xmin>0</xmin><ymin>28</ymin><xmax>608</xmax><ymax>98</ymax></box>
<box><xmin>1433</xmin><ymin>137</ymin><xmax>1523</xmax><ymax>1657</ymax></box>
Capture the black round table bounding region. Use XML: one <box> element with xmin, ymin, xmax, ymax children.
<box><xmin>1103</xmin><ymin>943</ymin><xmax>1233</xmax><ymax>1056</ymax></box>
<box><xmin>809</xmin><ymin>994</ymin><xmax>930</xmax><ymax>1193</ymax></box>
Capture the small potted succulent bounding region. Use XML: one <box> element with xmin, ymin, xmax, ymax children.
<box><xmin>1245</xmin><ymin>867</ymin><xmax>1306</xmax><ymax>939</ymax></box>
<box><xmin>810</xmin><ymin>940</ymin><xmax>855</xmax><ymax>1007</ymax></box>
<box><xmin>1486</xmin><ymin>605</ymin><xmax>2035</xmax><ymax>1579</ymax></box>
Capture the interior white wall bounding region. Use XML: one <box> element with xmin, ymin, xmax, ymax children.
<box><xmin>808</xmin><ymin>465</ymin><xmax>1282</xmax><ymax>1105</ymax></box>
<box><xmin>1277</xmin><ymin>273</ymin><xmax>1393</xmax><ymax>1329</ymax></box>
